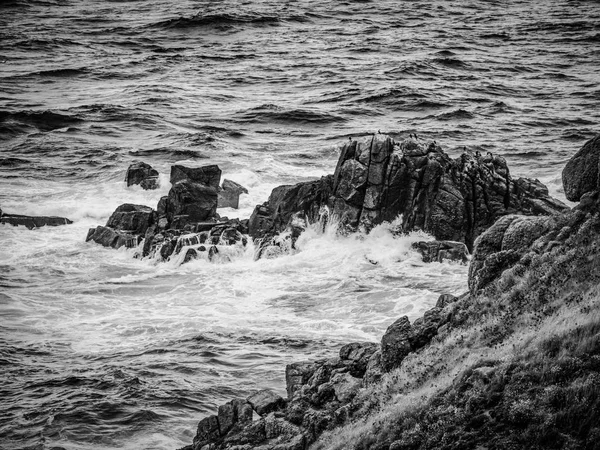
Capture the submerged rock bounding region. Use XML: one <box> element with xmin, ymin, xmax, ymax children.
<box><xmin>1</xmin><ymin>212</ymin><xmax>73</xmax><ymax>229</ymax></box>
<box><xmin>125</xmin><ymin>161</ymin><xmax>159</xmax><ymax>190</ymax></box>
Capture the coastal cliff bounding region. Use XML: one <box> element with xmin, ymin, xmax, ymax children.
<box><xmin>180</xmin><ymin>135</ymin><xmax>600</xmax><ymax>450</ymax></box>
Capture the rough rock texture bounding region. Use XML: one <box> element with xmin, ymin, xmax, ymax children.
<box><xmin>468</xmin><ymin>214</ymin><xmax>552</xmax><ymax>293</ymax></box>
<box><xmin>562</xmin><ymin>134</ymin><xmax>600</xmax><ymax>201</ymax></box>
<box><xmin>125</xmin><ymin>161</ymin><xmax>159</xmax><ymax>190</ymax></box>
<box><xmin>165</xmin><ymin>180</ymin><xmax>218</xmax><ymax>227</ymax></box>
<box><xmin>412</xmin><ymin>240</ymin><xmax>469</xmax><ymax>263</ymax></box>
<box><xmin>170</xmin><ymin>164</ymin><xmax>221</xmax><ymax>188</ymax></box>
<box><xmin>247</xmin><ymin>390</ymin><xmax>286</xmax><ymax>417</ymax></box>
<box><xmin>249</xmin><ymin>134</ymin><xmax>568</xmax><ymax>251</ymax></box>
<box><xmin>85</xmin><ymin>226</ymin><xmax>139</xmax><ymax>249</ymax></box>
<box><xmin>86</xmin><ymin>203</ymin><xmax>156</xmax><ymax>249</ymax></box>
<box><xmin>1</xmin><ymin>212</ymin><xmax>72</xmax><ymax>229</ymax></box>
<box><xmin>218</xmin><ymin>179</ymin><xmax>249</xmax><ymax>209</ymax></box>
<box><xmin>105</xmin><ymin>203</ymin><xmax>156</xmax><ymax>236</ymax></box>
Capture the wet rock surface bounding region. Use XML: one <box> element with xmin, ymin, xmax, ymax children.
<box><xmin>412</xmin><ymin>240</ymin><xmax>469</xmax><ymax>263</ymax></box>
<box><xmin>125</xmin><ymin>161</ymin><xmax>159</xmax><ymax>190</ymax></box>
<box><xmin>250</xmin><ymin>134</ymin><xmax>567</xmax><ymax>252</ymax></box>
<box><xmin>1</xmin><ymin>212</ymin><xmax>73</xmax><ymax>229</ymax></box>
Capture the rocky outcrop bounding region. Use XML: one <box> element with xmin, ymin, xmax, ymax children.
<box><xmin>249</xmin><ymin>135</ymin><xmax>568</xmax><ymax>252</ymax></box>
<box><xmin>412</xmin><ymin>240</ymin><xmax>469</xmax><ymax>263</ymax></box>
<box><xmin>562</xmin><ymin>134</ymin><xmax>600</xmax><ymax>201</ymax></box>
<box><xmin>1</xmin><ymin>212</ymin><xmax>73</xmax><ymax>229</ymax></box>
<box><xmin>86</xmin><ymin>204</ymin><xmax>156</xmax><ymax>249</ymax></box>
<box><xmin>126</xmin><ymin>161</ymin><xmax>159</xmax><ymax>190</ymax></box>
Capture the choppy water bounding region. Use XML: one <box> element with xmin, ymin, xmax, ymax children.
<box><xmin>1</xmin><ymin>0</ymin><xmax>599</xmax><ymax>449</ymax></box>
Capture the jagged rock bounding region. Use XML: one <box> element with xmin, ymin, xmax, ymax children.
<box><xmin>412</xmin><ymin>240</ymin><xmax>469</xmax><ymax>263</ymax></box>
<box><xmin>562</xmin><ymin>134</ymin><xmax>600</xmax><ymax>201</ymax></box>
<box><xmin>381</xmin><ymin>316</ymin><xmax>413</xmax><ymax>372</ymax></box>
<box><xmin>380</xmin><ymin>305</ymin><xmax>452</xmax><ymax>372</ymax></box>
<box><xmin>338</xmin><ymin>342</ymin><xmax>379</xmax><ymax>377</ymax></box>
<box><xmin>330</xmin><ymin>373</ymin><xmax>361</xmax><ymax>403</ymax></box>
<box><xmin>87</xmin><ymin>204</ymin><xmax>155</xmax><ymax>249</ymax></box>
<box><xmin>249</xmin><ymin>134</ymin><xmax>568</xmax><ymax>251</ymax></box>
<box><xmin>468</xmin><ymin>214</ymin><xmax>552</xmax><ymax>293</ymax></box>
<box><xmin>219</xmin><ymin>179</ymin><xmax>249</xmax><ymax>209</ymax></box>
<box><xmin>363</xmin><ymin>350</ymin><xmax>384</xmax><ymax>386</ymax></box>
<box><xmin>193</xmin><ymin>415</ymin><xmax>220</xmax><ymax>450</ymax></box>
<box><xmin>106</xmin><ymin>203</ymin><xmax>156</xmax><ymax>236</ymax></box>
<box><xmin>248</xmin><ymin>177</ymin><xmax>334</xmax><ymax>240</ymax></box>
<box><xmin>1</xmin><ymin>213</ymin><xmax>73</xmax><ymax>229</ymax></box>
<box><xmin>171</xmin><ymin>164</ymin><xmax>221</xmax><ymax>189</ymax></box>
<box><xmin>125</xmin><ymin>161</ymin><xmax>159</xmax><ymax>190</ymax></box>
<box><xmin>218</xmin><ymin>399</ymin><xmax>252</xmax><ymax>436</ymax></box>
<box><xmin>86</xmin><ymin>226</ymin><xmax>139</xmax><ymax>249</ymax></box>
<box><xmin>285</xmin><ymin>361</ymin><xmax>321</xmax><ymax>400</ymax></box>
<box><xmin>247</xmin><ymin>390</ymin><xmax>286</xmax><ymax>417</ymax></box>
<box><xmin>165</xmin><ymin>180</ymin><xmax>218</xmax><ymax>227</ymax></box>
<box><xmin>436</xmin><ymin>293</ymin><xmax>459</xmax><ymax>308</ymax></box>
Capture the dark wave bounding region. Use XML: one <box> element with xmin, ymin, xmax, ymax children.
<box><xmin>0</xmin><ymin>110</ymin><xmax>83</xmax><ymax>133</ymax></box>
<box><xmin>235</xmin><ymin>105</ymin><xmax>347</xmax><ymax>124</ymax></box>
<box><xmin>0</xmin><ymin>157</ymin><xmax>30</xmax><ymax>166</ymax></box>
<box><xmin>433</xmin><ymin>109</ymin><xmax>475</xmax><ymax>121</ymax></box>
<box><xmin>35</xmin><ymin>67</ymin><xmax>88</xmax><ymax>77</ymax></box>
<box><xmin>129</xmin><ymin>148</ymin><xmax>210</xmax><ymax>159</ymax></box>
<box><xmin>149</xmin><ymin>12</ymin><xmax>308</xmax><ymax>30</ymax></box>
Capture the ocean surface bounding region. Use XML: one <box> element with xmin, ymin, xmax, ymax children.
<box><xmin>1</xmin><ymin>0</ymin><xmax>599</xmax><ymax>448</ymax></box>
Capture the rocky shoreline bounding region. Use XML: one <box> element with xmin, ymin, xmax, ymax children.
<box><xmin>171</xmin><ymin>134</ymin><xmax>598</xmax><ymax>450</ymax></box>
<box><xmin>85</xmin><ymin>134</ymin><xmax>567</xmax><ymax>267</ymax></box>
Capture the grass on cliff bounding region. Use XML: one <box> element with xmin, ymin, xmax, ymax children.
<box><xmin>314</xmin><ymin>209</ymin><xmax>600</xmax><ymax>450</ymax></box>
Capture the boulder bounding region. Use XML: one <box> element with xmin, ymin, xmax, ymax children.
<box><xmin>1</xmin><ymin>213</ymin><xmax>73</xmax><ymax>229</ymax></box>
<box><xmin>170</xmin><ymin>164</ymin><xmax>221</xmax><ymax>189</ymax></box>
<box><xmin>86</xmin><ymin>226</ymin><xmax>139</xmax><ymax>249</ymax></box>
<box><xmin>380</xmin><ymin>316</ymin><xmax>413</xmax><ymax>372</ymax></box>
<box><xmin>165</xmin><ymin>180</ymin><xmax>218</xmax><ymax>227</ymax></box>
<box><xmin>338</xmin><ymin>342</ymin><xmax>379</xmax><ymax>378</ymax></box>
<box><xmin>562</xmin><ymin>134</ymin><xmax>600</xmax><ymax>201</ymax></box>
<box><xmin>247</xmin><ymin>389</ymin><xmax>286</xmax><ymax>417</ymax></box>
<box><xmin>218</xmin><ymin>179</ymin><xmax>249</xmax><ymax>209</ymax></box>
<box><xmin>125</xmin><ymin>161</ymin><xmax>159</xmax><ymax>190</ymax></box>
<box><xmin>412</xmin><ymin>240</ymin><xmax>469</xmax><ymax>263</ymax></box>
<box><xmin>105</xmin><ymin>203</ymin><xmax>156</xmax><ymax>236</ymax></box>
<box><xmin>468</xmin><ymin>214</ymin><xmax>551</xmax><ymax>293</ymax></box>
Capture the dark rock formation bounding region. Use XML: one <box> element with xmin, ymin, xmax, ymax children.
<box><xmin>86</xmin><ymin>226</ymin><xmax>140</xmax><ymax>250</ymax></box>
<box><xmin>170</xmin><ymin>164</ymin><xmax>221</xmax><ymax>188</ymax></box>
<box><xmin>218</xmin><ymin>179</ymin><xmax>248</xmax><ymax>209</ymax></box>
<box><xmin>165</xmin><ymin>180</ymin><xmax>218</xmax><ymax>228</ymax></box>
<box><xmin>1</xmin><ymin>212</ymin><xmax>73</xmax><ymax>229</ymax></box>
<box><xmin>86</xmin><ymin>204</ymin><xmax>155</xmax><ymax>249</ymax></box>
<box><xmin>562</xmin><ymin>134</ymin><xmax>600</xmax><ymax>201</ymax></box>
<box><xmin>247</xmin><ymin>389</ymin><xmax>286</xmax><ymax>416</ymax></box>
<box><xmin>125</xmin><ymin>161</ymin><xmax>159</xmax><ymax>190</ymax></box>
<box><xmin>105</xmin><ymin>203</ymin><xmax>156</xmax><ymax>236</ymax></box>
<box><xmin>249</xmin><ymin>135</ymin><xmax>568</xmax><ymax>252</ymax></box>
<box><xmin>412</xmin><ymin>240</ymin><xmax>469</xmax><ymax>263</ymax></box>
